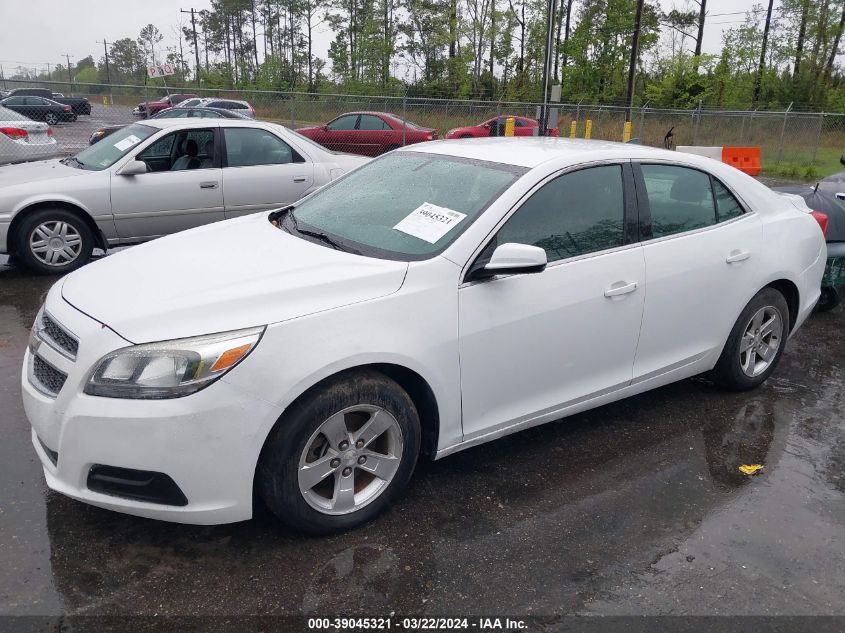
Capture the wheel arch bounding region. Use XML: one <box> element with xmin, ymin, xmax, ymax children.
<box><xmin>8</xmin><ymin>201</ymin><xmax>107</xmax><ymax>256</ymax></box>
<box><xmin>765</xmin><ymin>278</ymin><xmax>800</xmax><ymax>333</ymax></box>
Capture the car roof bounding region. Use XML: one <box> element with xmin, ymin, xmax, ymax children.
<box><xmin>402</xmin><ymin>137</ymin><xmax>681</xmax><ymax>168</ymax></box>
<box><xmin>132</xmin><ymin>118</ymin><xmax>268</xmax><ymax>130</ymax></box>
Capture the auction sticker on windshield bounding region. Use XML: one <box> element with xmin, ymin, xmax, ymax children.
<box><xmin>114</xmin><ymin>135</ymin><xmax>142</xmax><ymax>151</ymax></box>
<box><xmin>393</xmin><ymin>202</ymin><xmax>467</xmax><ymax>244</ymax></box>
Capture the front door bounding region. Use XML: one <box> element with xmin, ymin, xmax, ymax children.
<box><xmin>458</xmin><ymin>163</ymin><xmax>646</xmax><ymax>439</ymax></box>
<box><xmin>110</xmin><ymin>127</ymin><xmax>224</xmax><ymax>240</ymax></box>
<box><xmin>221</xmin><ymin>126</ymin><xmax>314</xmax><ymax>219</ymax></box>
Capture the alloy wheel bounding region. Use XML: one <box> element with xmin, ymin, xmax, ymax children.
<box><xmin>739</xmin><ymin>306</ymin><xmax>783</xmax><ymax>378</ymax></box>
<box><xmin>28</xmin><ymin>221</ymin><xmax>83</xmax><ymax>267</ymax></box>
<box><xmin>298</xmin><ymin>405</ymin><xmax>403</xmax><ymax>515</ymax></box>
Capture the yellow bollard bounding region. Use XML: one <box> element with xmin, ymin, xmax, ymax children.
<box><xmin>504</xmin><ymin>117</ymin><xmax>515</xmax><ymax>137</ymax></box>
<box><xmin>623</xmin><ymin>121</ymin><xmax>632</xmax><ymax>143</ymax></box>
<box><xmin>102</xmin><ymin>96</ymin><xmax>108</xmax><ymax>106</ymax></box>
<box><xmin>569</xmin><ymin>120</ymin><xmax>577</xmax><ymax>138</ymax></box>
<box><xmin>585</xmin><ymin>119</ymin><xmax>593</xmax><ymax>139</ymax></box>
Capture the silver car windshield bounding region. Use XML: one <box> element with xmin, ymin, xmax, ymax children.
<box><xmin>288</xmin><ymin>152</ymin><xmax>525</xmax><ymax>260</ymax></box>
<box><xmin>68</xmin><ymin>124</ymin><xmax>156</xmax><ymax>171</ymax></box>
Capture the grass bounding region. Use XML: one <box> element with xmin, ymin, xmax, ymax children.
<box><xmin>761</xmin><ymin>146</ymin><xmax>843</xmax><ymax>182</ymax></box>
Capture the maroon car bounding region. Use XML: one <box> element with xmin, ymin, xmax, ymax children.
<box><xmin>134</xmin><ymin>93</ymin><xmax>199</xmax><ymax>117</ymax></box>
<box><xmin>297</xmin><ymin>111</ymin><xmax>437</xmax><ymax>156</ymax></box>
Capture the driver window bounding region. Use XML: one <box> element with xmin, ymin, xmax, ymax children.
<box><xmin>136</xmin><ymin>129</ymin><xmax>215</xmax><ymax>172</ymax></box>
<box><xmin>327</xmin><ymin>115</ymin><xmax>359</xmax><ymax>131</ymax></box>
<box><xmin>494</xmin><ymin>165</ymin><xmax>626</xmax><ymax>263</ymax></box>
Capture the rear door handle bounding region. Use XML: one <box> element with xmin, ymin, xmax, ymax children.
<box><xmin>604</xmin><ymin>281</ymin><xmax>638</xmax><ymax>298</ymax></box>
<box><xmin>726</xmin><ymin>250</ymin><xmax>751</xmax><ymax>264</ymax></box>
<box><xmin>835</xmin><ymin>192</ymin><xmax>845</xmax><ymax>201</ymax></box>
<box><xmin>199</xmin><ymin>181</ymin><xmax>218</xmax><ymax>189</ymax></box>
<box><xmin>293</xmin><ymin>176</ymin><xmax>307</xmax><ymax>182</ymax></box>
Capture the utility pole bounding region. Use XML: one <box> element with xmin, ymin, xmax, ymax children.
<box><xmin>63</xmin><ymin>54</ymin><xmax>73</xmax><ymax>93</ymax></box>
<box><xmin>694</xmin><ymin>0</ymin><xmax>707</xmax><ymax>57</ymax></box>
<box><xmin>753</xmin><ymin>0</ymin><xmax>775</xmax><ymax>106</ymax></box>
<box><xmin>539</xmin><ymin>0</ymin><xmax>559</xmax><ymax>135</ymax></box>
<box><xmin>0</xmin><ymin>64</ymin><xmax>6</xmax><ymax>90</ymax></box>
<box><xmin>97</xmin><ymin>39</ymin><xmax>113</xmax><ymax>104</ymax></box>
<box><xmin>625</xmin><ymin>0</ymin><xmax>645</xmax><ymax>123</ymax></box>
<box><xmin>181</xmin><ymin>8</ymin><xmax>202</xmax><ymax>88</ymax></box>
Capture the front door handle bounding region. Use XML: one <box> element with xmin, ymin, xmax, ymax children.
<box><xmin>293</xmin><ymin>176</ymin><xmax>307</xmax><ymax>183</ymax></box>
<box><xmin>199</xmin><ymin>181</ymin><xmax>219</xmax><ymax>189</ymax></box>
<box><xmin>604</xmin><ymin>281</ymin><xmax>638</xmax><ymax>298</ymax></box>
<box><xmin>726</xmin><ymin>249</ymin><xmax>751</xmax><ymax>264</ymax></box>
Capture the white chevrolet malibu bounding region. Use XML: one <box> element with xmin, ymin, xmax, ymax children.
<box><xmin>23</xmin><ymin>138</ymin><xmax>826</xmax><ymax>534</ymax></box>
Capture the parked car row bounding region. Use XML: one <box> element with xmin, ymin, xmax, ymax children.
<box><xmin>6</xmin><ymin>88</ymin><xmax>92</xmax><ymax>115</ymax></box>
<box><xmin>0</xmin><ymin>95</ymin><xmax>78</xmax><ymax>125</ymax></box>
<box><xmin>16</xmin><ymin>136</ymin><xmax>827</xmax><ymax>535</ymax></box>
<box><xmin>89</xmin><ymin>106</ymin><xmax>251</xmax><ymax>144</ymax></box>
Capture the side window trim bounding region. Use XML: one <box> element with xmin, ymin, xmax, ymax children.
<box><xmin>632</xmin><ymin>161</ymin><xmax>753</xmax><ymax>244</ymax></box>
<box><xmin>463</xmin><ymin>160</ymin><xmax>639</xmax><ymax>283</ymax></box>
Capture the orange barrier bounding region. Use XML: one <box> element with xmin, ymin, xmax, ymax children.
<box><xmin>721</xmin><ymin>146</ymin><xmax>760</xmax><ymax>176</ymax></box>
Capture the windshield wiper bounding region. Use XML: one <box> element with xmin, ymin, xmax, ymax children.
<box><xmin>284</xmin><ymin>208</ymin><xmax>357</xmax><ymax>254</ymax></box>
<box><xmin>61</xmin><ymin>156</ymin><xmax>85</xmax><ymax>169</ymax></box>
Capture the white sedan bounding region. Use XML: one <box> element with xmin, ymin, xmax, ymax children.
<box><xmin>0</xmin><ymin>118</ymin><xmax>368</xmax><ymax>274</ymax></box>
<box><xmin>0</xmin><ymin>105</ymin><xmax>57</xmax><ymax>165</ymax></box>
<box><xmin>22</xmin><ymin>138</ymin><xmax>826</xmax><ymax>533</ymax></box>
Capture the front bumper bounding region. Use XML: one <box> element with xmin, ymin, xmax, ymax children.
<box><xmin>22</xmin><ymin>288</ymin><xmax>283</xmax><ymax>524</ymax></box>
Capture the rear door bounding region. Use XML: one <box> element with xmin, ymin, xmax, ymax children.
<box><xmin>221</xmin><ymin>126</ymin><xmax>314</xmax><ymax>219</ymax></box>
<box><xmin>109</xmin><ymin>127</ymin><xmax>224</xmax><ymax>240</ymax></box>
<box><xmin>631</xmin><ymin>162</ymin><xmax>763</xmax><ymax>382</ymax></box>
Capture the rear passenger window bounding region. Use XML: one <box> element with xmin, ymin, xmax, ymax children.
<box><xmin>641</xmin><ymin>165</ymin><xmax>716</xmax><ymax>238</ymax></box>
<box><xmin>713</xmin><ymin>179</ymin><xmax>744</xmax><ymax>221</ymax></box>
<box><xmin>224</xmin><ymin>128</ymin><xmax>303</xmax><ymax>166</ymax></box>
<box><xmin>495</xmin><ymin>165</ymin><xmax>625</xmax><ymax>263</ymax></box>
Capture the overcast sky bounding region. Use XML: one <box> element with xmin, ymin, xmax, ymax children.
<box><xmin>0</xmin><ymin>0</ymin><xmax>763</xmax><ymax>78</ymax></box>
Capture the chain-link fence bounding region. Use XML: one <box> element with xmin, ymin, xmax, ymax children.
<box><xmin>1</xmin><ymin>78</ymin><xmax>843</xmax><ymax>180</ymax></box>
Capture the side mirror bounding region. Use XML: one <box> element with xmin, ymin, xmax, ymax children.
<box><xmin>482</xmin><ymin>122</ymin><xmax>490</xmax><ymax>129</ymax></box>
<box><xmin>323</xmin><ymin>125</ymin><xmax>330</xmax><ymax>132</ymax></box>
<box><xmin>118</xmin><ymin>160</ymin><xmax>148</xmax><ymax>176</ymax></box>
<box><xmin>840</xmin><ymin>153</ymin><xmax>845</xmax><ymax>166</ymax></box>
<box><xmin>471</xmin><ymin>243</ymin><xmax>547</xmax><ymax>280</ymax></box>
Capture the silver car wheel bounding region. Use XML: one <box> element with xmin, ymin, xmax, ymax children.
<box><xmin>298</xmin><ymin>404</ymin><xmax>403</xmax><ymax>516</ymax></box>
<box><xmin>739</xmin><ymin>306</ymin><xmax>783</xmax><ymax>378</ymax></box>
<box><xmin>29</xmin><ymin>221</ymin><xmax>83</xmax><ymax>267</ymax></box>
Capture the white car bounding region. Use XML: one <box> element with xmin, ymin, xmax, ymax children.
<box><xmin>0</xmin><ymin>118</ymin><xmax>367</xmax><ymax>274</ymax></box>
<box><xmin>22</xmin><ymin>138</ymin><xmax>826</xmax><ymax>534</ymax></box>
<box><xmin>0</xmin><ymin>105</ymin><xmax>57</xmax><ymax>165</ymax></box>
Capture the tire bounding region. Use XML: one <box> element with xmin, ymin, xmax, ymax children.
<box><xmin>14</xmin><ymin>209</ymin><xmax>95</xmax><ymax>275</ymax></box>
<box><xmin>258</xmin><ymin>369</ymin><xmax>421</xmax><ymax>534</ymax></box>
<box><xmin>70</xmin><ymin>113</ymin><xmax>78</xmax><ymax>123</ymax></box>
<box><xmin>710</xmin><ymin>287</ymin><xmax>790</xmax><ymax>391</ymax></box>
<box><xmin>44</xmin><ymin>113</ymin><xmax>58</xmax><ymax>125</ymax></box>
<box><xmin>814</xmin><ymin>287</ymin><xmax>841</xmax><ymax>313</ymax></box>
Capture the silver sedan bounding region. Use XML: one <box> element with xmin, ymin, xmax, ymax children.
<box><xmin>0</xmin><ymin>105</ymin><xmax>58</xmax><ymax>165</ymax></box>
<box><xmin>0</xmin><ymin>118</ymin><xmax>369</xmax><ymax>274</ymax></box>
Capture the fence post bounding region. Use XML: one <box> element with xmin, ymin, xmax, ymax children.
<box><xmin>739</xmin><ymin>115</ymin><xmax>746</xmax><ymax>144</ymax></box>
<box><xmin>638</xmin><ymin>102</ymin><xmax>648</xmax><ymax>143</ymax></box>
<box><xmin>575</xmin><ymin>99</ymin><xmax>582</xmax><ymax>130</ymax></box>
<box><xmin>402</xmin><ymin>96</ymin><xmax>407</xmax><ymax>146</ymax></box>
<box><xmin>777</xmin><ymin>102</ymin><xmax>793</xmax><ymax>167</ymax></box>
<box><xmin>289</xmin><ymin>92</ymin><xmax>295</xmax><ymax>129</ymax></box>
<box><xmin>812</xmin><ymin>113</ymin><xmax>824</xmax><ymax>165</ymax></box>
<box><xmin>692</xmin><ymin>101</ymin><xmax>702</xmax><ymax>145</ymax></box>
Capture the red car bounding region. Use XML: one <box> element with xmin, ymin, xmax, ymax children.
<box><xmin>297</xmin><ymin>111</ymin><xmax>437</xmax><ymax>156</ymax></box>
<box><xmin>445</xmin><ymin>115</ymin><xmax>539</xmax><ymax>139</ymax></box>
<box><xmin>134</xmin><ymin>93</ymin><xmax>199</xmax><ymax>117</ymax></box>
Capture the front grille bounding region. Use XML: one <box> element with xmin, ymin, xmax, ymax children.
<box><xmin>32</xmin><ymin>355</ymin><xmax>68</xmax><ymax>396</ymax></box>
<box><xmin>41</xmin><ymin>313</ymin><xmax>78</xmax><ymax>358</ymax></box>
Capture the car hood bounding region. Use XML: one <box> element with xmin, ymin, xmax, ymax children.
<box><xmin>0</xmin><ymin>159</ymin><xmax>85</xmax><ymax>188</ymax></box>
<box><xmin>61</xmin><ymin>213</ymin><xmax>409</xmax><ymax>344</ymax></box>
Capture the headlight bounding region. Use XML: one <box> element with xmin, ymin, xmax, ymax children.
<box><xmin>84</xmin><ymin>326</ymin><xmax>265</xmax><ymax>399</ymax></box>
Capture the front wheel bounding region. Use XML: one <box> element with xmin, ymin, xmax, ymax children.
<box><xmin>710</xmin><ymin>288</ymin><xmax>789</xmax><ymax>391</ymax></box>
<box><xmin>258</xmin><ymin>370</ymin><xmax>421</xmax><ymax>534</ymax></box>
<box><xmin>14</xmin><ymin>209</ymin><xmax>95</xmax><ymax>275</ymax></box>
<box><xmin>814</xmin><ymin>287</ymin><xmax>841</xmax><ymax>313</ymax></box>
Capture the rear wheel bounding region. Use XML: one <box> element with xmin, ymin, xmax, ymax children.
<box><xmin>814</xmin><ymin>287</ymin><xmax>841</xmax><ymax>313</ymax></box>
<box><xmin>711</xmin><ymin>288</ymin><xmax>789</xmax><ymax>391</ymax></box>
<box><xmin>258</xmin><ymin>370</ymin><xmax>421</xmax><ymax>534</ymax></box>
<box><xmin>14</xmin><ymin>209</ymin><xmax>95</xmax><ymax>275</ymax></box>
<box><xmin>44</xmin><ymin>113</ymin><xmax>58</xmax><ymax>125</ymax></box>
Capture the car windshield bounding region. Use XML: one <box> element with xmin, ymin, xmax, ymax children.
<box><xmin>287</xmin><ymin>152</ymin><xmax>525</xmax><ymax>260</ymax></box>
<box><xmin>68</xmin><ymin>123</ymin><xmax>156</xmax><ymax>171</ymax></box>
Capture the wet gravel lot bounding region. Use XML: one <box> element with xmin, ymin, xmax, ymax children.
<box><xmin>1</xmin><ymin>252</ymin><xmax>844</xmax><ymax>624</ymax></box>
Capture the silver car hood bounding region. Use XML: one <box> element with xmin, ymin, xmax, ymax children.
<box><xmin>0</xmin><ymin>159</ymin><xmax>87</xmax><ymax>188</ymax></box>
